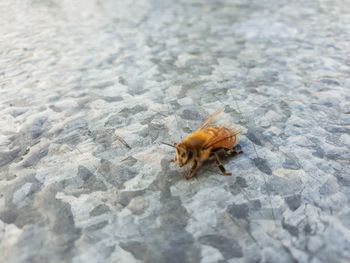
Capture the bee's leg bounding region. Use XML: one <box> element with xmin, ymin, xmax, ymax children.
<box><xmin>234</xmin><ymin>144</ymin><xmax>243</xmax><ymax>154</ymax></box>
<box><xmin>226</xmin><ymin>144</ymin><xmax>243</xmax><ymax>157</ymax></box>
<box><xmin>214</xmin><ymin>153</ymin><xmax>232</xmax><ymax>176</ymax></box>
<box><xmin>171</xmin><ymin>155</ymin><xmax>177</xmax><ymax>163</ymax></box>
<box><xmin>186</xmin><ymin>160</ymin><xmax>199</xmax><ymax>180</ymax></box>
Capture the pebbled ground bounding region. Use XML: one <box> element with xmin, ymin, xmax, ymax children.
<box><xmin>0</xmin><ymin>0</ymin><xmax>350</xmax><ymax>262</ymax></box>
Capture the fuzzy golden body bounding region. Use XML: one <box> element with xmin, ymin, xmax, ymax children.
<box><xmin>177</xmin><ymin>127</ymin><xmax>237</xmax><ymax>164</ymax></box>
<box><xmin>169</xmin><ymin>109</ymin><xmax>242</xmax><ymax>179</ymax></box>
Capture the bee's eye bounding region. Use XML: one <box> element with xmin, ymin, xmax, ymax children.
<box><xmin>181</xmin><ymin>153</ymin><xmax>185</xmax><ymax>158</ymax></box>
<box><xmin>188</xmin><ymin>150</ymin><xmax>193</xmax><ymax>159</ymax></box>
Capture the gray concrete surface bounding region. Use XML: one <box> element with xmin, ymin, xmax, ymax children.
<box><xmin>1</xmin><ymin>0</ymin><xmax>350</xmax><ymax>262</ymax></box>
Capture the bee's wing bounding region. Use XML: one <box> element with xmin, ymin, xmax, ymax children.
<box><xmin>197</xmin><ymin>108</ymin><xmax>224</xmax><ymax>130</ymax></box>
<box><xmin>203</xmin><ymin>129</ymin><xmax>241</xmax><ymax>149</ymax></box>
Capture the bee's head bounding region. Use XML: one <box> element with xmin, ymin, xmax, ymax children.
<box><xmin>175</xmin><ymin>143</ymin><xmax>193</xmax><ymax>167</ymax></box>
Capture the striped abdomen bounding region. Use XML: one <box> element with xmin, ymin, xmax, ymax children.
<box><xmin>203</xmin><ymin>127</ymin><xmax>237</xmax><ymax>150</ymax></box>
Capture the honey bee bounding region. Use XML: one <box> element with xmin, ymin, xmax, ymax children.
<box><xmin>162</xmin><ymin>109</ymin><xmax>242</xmax><ymax>179</ymax></box>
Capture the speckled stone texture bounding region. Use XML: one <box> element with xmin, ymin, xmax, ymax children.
<box><xmin>1</xmin><ymin>0</ymin><xmax>350</xmax><ymax>262</ymax></box>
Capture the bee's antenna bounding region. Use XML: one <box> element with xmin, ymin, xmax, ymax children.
<box><xmin>161</xmin><ymin>142</ymin><xmax>176</xmax><ymax>148</ymax></box>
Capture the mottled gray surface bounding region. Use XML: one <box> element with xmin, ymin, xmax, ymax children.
<box><xmin>1</xmin><ymin>0</ymin><xmax>350</xmax><ymax>262</ymax></box>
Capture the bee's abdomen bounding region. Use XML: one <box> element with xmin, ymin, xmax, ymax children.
<box><xmin>206</xmin><ymin>127</ymin><xmax>237</xmax><ymax>149</ymax></box>
<box><xmin>206</xmin><ymin>127</ymin><xmax>220</xmax><ymax>136</ymax></box>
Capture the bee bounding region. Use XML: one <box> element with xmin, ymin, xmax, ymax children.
<box><xmin>162</xmin><ymin>109</ymin><xmax>243</xmax><ymax>179</ymax></box>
